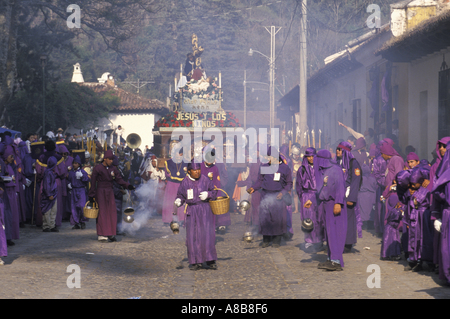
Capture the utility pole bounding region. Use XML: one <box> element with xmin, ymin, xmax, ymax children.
<box><xmin>299</xmin><ymin>0</ymin><xmax>308</xmax><ymax>147</ymax></box>
<box><xmin>123</xmin><ymin>78</ymin><xmax>155</xmax><ymax>94</ymax></box>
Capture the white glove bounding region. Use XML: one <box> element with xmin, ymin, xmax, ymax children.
<box><xmin>75</xmin><ymin>171</ymin><xmax>83</xmax><ymax>179</ymax></box>
<box><xmin>23</xmin><ymin>184</ymin><xmax>25</xmax><ymax>191</ymax></box>
<box><xmin>174</xmin><ymin>198</ymin><xmax>182</xmax><ymax>207</ymax></box>
<box><xmin>434</xmin><ymin>219</ymin><xmax>442</xmax><ymax>233</ymax></box>
<box><xmin>67</xmin><ymin>183</ymin><xmax>72</xmax><ymax>190</ymax></box>
<box><xmin>25</xmin><ymin>178</ymin><xmax>32</xmax><ymax>187</ymax></box>
<box><xmin>199</xmin><ymin>191</ymin><xmax>208</xmax><ymax>201</ymax></box>
<box><xmin>345</xmin><ymin>186</ymin><xmax>350</xmax><ymax>198</ymax></box>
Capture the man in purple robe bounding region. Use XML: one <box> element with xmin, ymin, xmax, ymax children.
<box><xmin>315</xmin><ymin>150</ymin><xmax>346</xmax><ymax>271</ymax></box>
<box><xmin>352</xmin><ymin>137</ymin><xmax>370</xmax><ymax>167</ymax></box>
<box><xmin>358</xmin><ymin>164</ymin><xmax>377</xmax><ymax>230</ymax></box>
<box><xmin>19</xmin><ymin>141</ymin><xmax>34</xmax><ymax>224</ymax></box>
<box><xmin>336</xmin><ymin>141</ymin><xmax>362</xmax><ymax>253</ymax></box>
<box><xmin>162</xmin><ymin>149</ymin><xmax>188</xmax><ymax>225</ymax></box>
<box><xmin>174</xmin><ymin>161</ymin><xmax>218</xmax><ymax>270</ymax></box>
<box><xmin>0</xmin><ymin>157</ymin><xmax>7</xmax><ymax>264</ymax></box>
<box><xmin>296</xmin><ymin>147</ymin><xmax>323</xmax><ymax>252</ymax></box>
<box><xmin>40</xmin><ymin>156</ymin><xmax>58</xmax><ymax>232</ymax></box>
<box><xmin>67</xmin><ymin>155</ymin><xmax>90</xmax><ymax>230</ymax></box>
<box><xmin>58</xmin><ymin>144</ymin><xmax>73</xmax><ymax>221</ymax></box>
<box><xmin>248</xmin><ymin>146</ymin><xmax>293</xmax><ymax>248</ymax></box>
<box><xmin>2</xmin><ymin>145</ymin><xmax>20</xmax><ymax>245</ymax></box>
<box><xmin>88</xmin><ymin>150</ymin><xmax>134</xmax><ymax>242</ymax></box>
<box><xmin>241</xmin><ymin>144</ymin><xmax>261</xmax><ymax>230</ymax></box>
<box><xmin>381</xmin><ymin>142</ymin><xmax>404</xmax><ymax>190</ymax></box>
<box><xmin>431</xmin><ymin>140</ymin><xmax>450</xmax><ymax>284</ymax></box>
<box><xmin>201</xmin><ymin>145</ymin><xmax>230</xmax><ymax>233</ymax></box>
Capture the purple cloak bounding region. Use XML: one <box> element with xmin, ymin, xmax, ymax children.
<box><xmin>380</xmin><ymin>191</ymin><xmax>402</xmax><ymax>258</ymax></box>
<box><xmin>67</xmin><ymin>167</ymin><xmax>90</xmax><ymax>225</ymax></box>
<box><xmin>176</xmin><ymin>174</ymin><xmax>218</xmax><ymax>265</ymax></box>
<box><xmin>162</xmin><ymin>159</ymin><xmax>188</xmax><ymax>223</ymax></box>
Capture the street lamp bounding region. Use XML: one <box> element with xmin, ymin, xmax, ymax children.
<box><xmin>248</xmin><ymin>26</ymin><xmax>280</xmax><ymax>131</ymax></box>
<box><xmin>40</xmin><ymin>54</ymin><xmax>47</xmax><ymax>135</ymax></box>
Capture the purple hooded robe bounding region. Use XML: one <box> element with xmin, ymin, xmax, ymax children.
<box><xmin>40</xmin><ymin>156</ymin><xmax>58</xmax><ymax>214</ymax></box>
<box><xmin>176</xmin><ymin>166</ymin><xmax>218</xmax><ymax>265</ymax></box>
<box><xmin>296</xmin><ymin>148</ymin><xmax>323</xmax><ymax>244</ymax></box>
<box><xmin>2</xmin><ymin>145</ymin><xmax>20</xmax><ymax>241</ymax></box>
<box><xmin>316</xmin><ymin>150</ymin><xmax>347</xmax><ymax>266</ymax></box>
<box><xmin>67</xmin><ymin>155</ymin><xmax>90</xmax><ymax>225</ymax></box>
<box><xmin>162</xmin><ymin>158</ymin><xmax>188</xmax><ymax>223</ymax></box>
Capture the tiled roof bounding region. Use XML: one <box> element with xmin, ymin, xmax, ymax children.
<box><xmin>81</xmin><ymin>82</ymin><xmax>169</xmax><ymax>115</ymax></box>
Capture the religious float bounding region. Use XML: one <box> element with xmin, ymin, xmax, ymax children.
<box><xmin>152</xmin><ymin>33</ymin><xmax>245</xmax><ymax>165</ymax></box>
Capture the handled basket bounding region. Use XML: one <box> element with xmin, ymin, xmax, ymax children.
<box><xmin>83</xmin><ymin>201</ymin><xmax>99</xmax><ymax>219</ymax></box>
<box><xmin>209</xmin><ymin>187</ymin><xmax>230</xmax><ymax>215</ymax></box>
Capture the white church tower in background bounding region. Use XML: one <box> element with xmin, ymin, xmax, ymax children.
<box><xmin>71</xmin><ymin>62</ymin><xmax>84</xmax><ymax>83</ymax></box>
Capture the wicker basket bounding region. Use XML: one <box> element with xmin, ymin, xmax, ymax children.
<box><xmin>209</xmin><ymin>187</ymin><xmax>230</xmax><ymax>215</ymax></box>
<box><xmin>83</xmin><ymin>201</ymin><xmax>99</xmax><ymax>219</ymax></box>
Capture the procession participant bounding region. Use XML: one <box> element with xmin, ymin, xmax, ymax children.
<box><xmin>335</xmin><ymin>141</ymin><xmax>362</xmax><ymax>253</ymax></box>
<box><xmin>174</xmin><ymin>161</ymin><xmax>218</xmax><ymax>270</ymax></box>
<box><xmin>381</xmin><ymin>142</ymin><xmax>404</xmax><ymax>188</ymax></box>
<box><xmin>112</xmin><ymin>155</ymin><xmax>127</xmax><ymax>235</ymax></box>
<box><xmin>67</xmin><ymin>155</ymin><xmax>90</xmax><ymax>230</ymax></box>
<box><xmin>40</xmin><ymin>156</ymin><xmax>58</xmax><ymax>232</ymax></box>
<box><xmin>241</xmin><ymin>144</ymin><xmax>261</xmax><ymax>230</ymax></box>
<box><xmin>280</xmin><ymin>144</ymin><xmax>294</xmax><ymax>240</ymax></box>
<box><xmin>146</xmin><ymin>155</ymin><xmax>166</xmax><ymax>215</ymax></box>
<box><xmin>16</xmin><ymin>141</ymin><xmax>28</xmax><ymax>226</ymax></box>
<box><xmin>57</xmin><ymin>143</ymin><xmax>73</xmax><ymax>221</ymax></box>
<box><xmin>0</xmin><ymin>156</ymin><xmax>6</xmax><ymax>264</ymax></box>
<box><xmin>201</xmin><ymin>145</ymin><xmax>230</xmax><ymax>234</ymax></box>
<box><xmin>290</xmin><ymin>143</ymin><xmax>302</xmax><ymax>215</ymax></box>
<box><xmin>406</xmin><ymin>152</ymin><xmax>420</xmax><ymax>169</ymax></box>
<box><xmin>19</xmin><ymin>140</ymin><xmax>33</xmax><ymax>224</ymax></box>
<box><xmin>315</xmin><ymin>150</ymin><xmax>346</xmax><ymax>271</ymax></box>
<box><xmin>247</xmin><ymin>146</ymin><xmax>293</xmax><ymax>248</ymax></box>
<box><xmin>352</xmin><ymin>137</ymin><xmax>370</xmax><ymax>167</ymax></box>
<box><xmin>162</xmin><ymin>147</ymin><xmax>188</xmax><ymax>225</ymax></box>
<box><xmin>358</xmin><ymin>164</ymin><xmax>378</xmax><ymax>230</ymax></box>
<box><xmin>53</xmin><ymin>143</ymin><xmax>68</xmax><ymax>227</ymax></box>
<box><xmin>431</xmin><ymin>140</ymin><xmax>450</xmax><ymax>284</ymax></box>
<box><xmin>404</xmin><ymin>166</ymin><xmax>432</xmax><ymax>272</ymax></box>
<box><xmin>296</xmin><ymin>147</ymin><xmax>323</xmax><ymax>252</ymax></box>
<box><xmin>380</xmin><ymin>173</ymin><xmax>403</xmax><ymax>261</ymax></box>
<box><xmin>2</xmin><ymin>145</ymin><xmax>20</xmax><ymax>245</ymax></box>
<box><xmin>88</xmin><ymin>149</ymin><xmax>134</xmax><ymax>242</ymax></box>
<box><xmin>372</xmin><ymin>141</ymin><xmax>388</xmax><ymax>237</ymax></box>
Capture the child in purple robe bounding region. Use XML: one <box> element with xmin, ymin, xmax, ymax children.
<box><xmin>174</xmin><ymin>161</ymin><xmax>218</xmax><ymax>270</ymax></box>
<box><xmin>67</xmin><ymin>155</ymin><xmax>90</xmax><ymax>229</ymax></box>
<box><xmin>380</xmin><ymin>173</ymin><xmax>404</xmax><ymax>261</ymax></box>
<box><xmin>40</xmin><ymin>156</ymin><xmax>58</xmax><ymax>232</ymax></box>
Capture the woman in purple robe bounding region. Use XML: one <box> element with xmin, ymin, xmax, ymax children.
<box><xmin>162</xmin><ymin>150</ymin><xmax>188</xmax><ymax>224</ymax></box>
<box><xmin>40</xmin><ymin>156</ymin><xmax>58</xmax><ymax>232</ymax></box>
<box><xmin>315</xmin><ymin>150</ymin><xmax>346</xmax><ymax>271</ymax></box>
<box><xmin>248</xmin><ymin>146</ymin><xmax>293</xmax><ymax>248</ymax></box>
<box><xmin>174</xmin><ymin>161</ymin><xmax>218</xmax><ymax>270</ymax></box>
<box><xmin>380</xmin><ymin>173</ymin><xmax>404</xmax><ymax>261</ymax></box>
<box><xmin>88</xmin><ymin>150</ymin><xmax>133</xmax><ymax>242</ymax></box>
<box><xmin>296</xmin><ymin>147</ymin><xmax>323</xmax><ymax>252</ymax></box>
<box><xmin>2</xmin><ymin>145</ymin><xmax>20</xmax><ymax>245</ymax></box>
<box><xmin>67</xmin><ymin>155</ymin><xmax>90</xmax><ymax>229</ymax></box>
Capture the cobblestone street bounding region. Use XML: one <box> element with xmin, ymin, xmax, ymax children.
<box><xmin>1</xmin><ymin>210</ymin><xmax>450</xmax><ymax>299</ymax></box>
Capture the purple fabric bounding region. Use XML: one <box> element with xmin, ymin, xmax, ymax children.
<box><xmin>162</xmin><ymin>181</ymin><xmax>186</xmax><ymax>223</ymax></box>
<box><xmin>358</xmin><ymin>164</ymin><xmax>377</xmax><ymax>222</ymax></box>
<box><xmin>385</xmin><ymin>156</ymin><xmax>404</xmax><ymax>188</ymax></box>
<box><xmin>40</xmin><ymin>157</ymin><xmax>57</xmax><ymax>214</ymax></box>
<box><xmin>176</xmin><ymin>174</ymin><xmax>217</xmax><ymax>265</ymax></box>
<box><xmin>380</xmin><ymin>143</ymin><xmax>396</xmax><ymax>156</ymax></box>
<box><xmin>407</xmin><ymin>152</ymin><xmax>420</xmax><ymax>162</ymax></box>
<box><xmin>380</xmin><ymin>192</ymin><xmax>402</xmax><ymax>258</ymax></box>
<box><xmin>88</xmin><ymin>163</ymin><xmax>130</xmax><ymax>236</ymax></box>
<box><xmin>252</xmin><ymin>162</ymin><xmax>293</xmax><ymax>236</ymax></box>
<box><xmin>243</xmin><ymin>160</ymin><xmax>261</xmax><ymax>226</ymax></box>
<box><xmin>67</xmin><ymin>167</ymin><xmax>90</xmax><ymax>225</ymax></box>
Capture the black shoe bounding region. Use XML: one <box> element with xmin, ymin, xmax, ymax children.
<box><xmin>283</xmin><ymin>232</ymin><xmax>293</xmax><ymax>241</ymax></box>
<box><xmin>323</xmin><ymin>261</ymin><xmax>343</xmax><ymax>271</ymax></box>
<box><xmin>72</xmin><ymin>224</ymin><xmax>81</xmax><ymax>229</ymax></box>
<box><xmin>207</xmin><ymin>261</ymin><xmax>217</xmax><ymax>270</ymax></box>
<box><xmin>80</xmin><ymin>223</ymin><xmax>86</xmax><ymax>229</ymax></box>
<box><xmin>261</xmin><ymin>242</ymin><xmax>270</xmax><ymax>248</ymax></box>
<box><xmin>108</xmin><ymin>236</ymin><xmax>117</xmax><ymax>242</ymax></box>
<box><xmin>343</xmin><ymin>244</ymin><xmax>353</xmax><ymax>253</ymax></box>
<box><xmin>189</xmin><ymin>263</ymin><xmax>202</xmax><ymax>271</ymax></box>
<box><xmin>318</xmin><ymin>260</ymin><xmax>332</xmax><ymax>269</ymax></box>
<box><xmin>50</xmin><ymin>227</ymin><xmax>59</xmax><ymax>232</ymax></box>
<box><xmin>116</xmin><ymin>231</ymin><xmax>126</xmax><ymax>236</ymax></box>
<box><xmin>42</xmin><ymin>228</ymin><xmax>51</xmax><ymax>233</ymax></box>
<box><xmin>7</xmin><ymin>240</ymin><xmax>15</xmax><ymax>246</ymax></box>
<box><xmin>412</xmin><ymin>262</ymin><xmax>423</xmax><ymax>272</ymax></box>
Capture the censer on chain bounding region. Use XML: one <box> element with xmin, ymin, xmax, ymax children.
<box><xmin>170</xmin><ymin>203</ymin><xmax>180</xmax><ymax>234</ymax></box>
<box><xmin>123</xmin><ymin>191</ymin><xmax>135</xmax><ymax>223</ymax></box>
